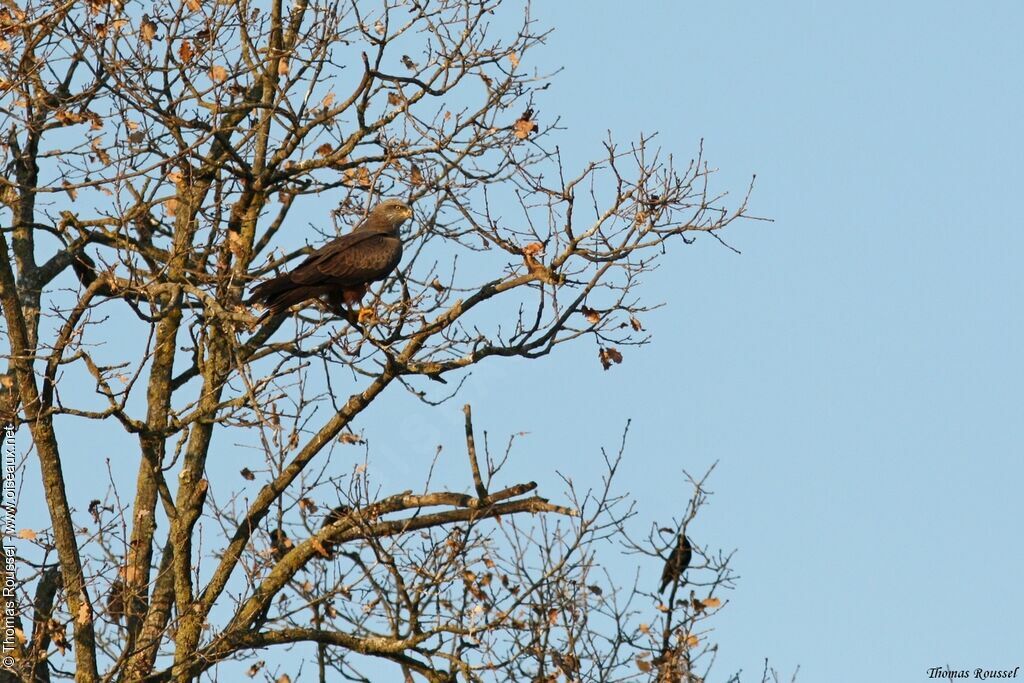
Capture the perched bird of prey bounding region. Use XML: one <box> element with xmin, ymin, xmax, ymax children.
<box><xmin>659</xmin><ymin>532</ymin><xmax>693</xmax><ymax>594</ymax></box>
<box><xmin>248</xmin><ymin>198</ymin><xmax>412</xmax><ymax>317</ymax></box>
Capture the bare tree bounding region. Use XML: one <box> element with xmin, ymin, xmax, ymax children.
<box><xmin>0</xmin><ymin>0</ymin><xmax>761</xmax><ymax>680</ymax></box>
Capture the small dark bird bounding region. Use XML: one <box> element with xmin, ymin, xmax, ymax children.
<box><xmin>659</xmin><ymin>532</ymin><xmax>692</xmax><ymax>594</ymax></box>
<box><xmin>248</xmin><ymin>198</ymin><xmax>412</xmax><ymax>318</ymax></box>
<box><xmin>318</xmin><ymin>504</ymin><xmax>353</xmax><ymax>560</ymax></box>
<box><xmin>269</xmin><ymin>528</ymin><xmax>293</xmax><ymax>562</ymax></box>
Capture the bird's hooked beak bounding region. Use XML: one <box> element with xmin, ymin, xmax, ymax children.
<box><xmin>398</xmin><ymin>204</ymin><xmax>414</xmax><ymax>233</ymax></box>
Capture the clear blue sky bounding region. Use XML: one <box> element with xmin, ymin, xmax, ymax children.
<box><xmin>15</xmin><ymin>1</ymin><xmax>1022</xmax><ymax>680</ymax></box>
<box><xmin>498</xmin><ymin>1</ymin><xmax>1024</xmax><ymax>679</ymax></box>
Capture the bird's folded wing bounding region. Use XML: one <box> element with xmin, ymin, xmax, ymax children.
<box><xmin>291</xmin><ymin>230</ymin><xmax>401</xmax><ymax>285</ymax></box>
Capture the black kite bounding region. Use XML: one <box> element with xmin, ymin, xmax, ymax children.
<box><xmin>248</xmin><ymin>198</ymin><xmax>412</xmax><ymax>317</ymax></box>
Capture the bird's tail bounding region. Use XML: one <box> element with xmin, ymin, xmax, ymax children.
<box><xmin>247</xmin><ymin>275</ymin><xmax>301</xmax><ymax>317</ymax></box>
<box><xmin>659</xmin><ymin>577</ymin><xmax>685</xmax><ymax>594</ymax></box>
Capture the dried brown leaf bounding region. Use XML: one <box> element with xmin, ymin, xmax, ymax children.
<box><xmin>91</xmin><ymin>137</ymin><xmax>111</xmax><ymax>165</ymax></box>
<box><xmin>56</xmin><ymin>109</ymin><xmax>85</xmax><ymax>125</ymax></box>
<box><xmin>344</xmin><ymin>167</ymin><xmax>371</xmax><ymax>187</ymax></box>
<box><xmin>140</xmin><ymin>16</ymin><xmax>157</xmax><ymax>46</ymax></box>
<box><xmin>178</xmin><ymin>39</ymin><xmax>194</xmax><ymax>64</ymax></box>
<box><xmin>598</xmin><ymin>347</ymin><xmax>623</xmax><ymax>370</ymax></box>
<box><xmin>513</xmin><ymin>109</ymin><xmax>538</xmax><ymax>140</ymax></box>
<box><xmin>357</xmin><ymin>306</ymin><xmax>376</xmax><ymax>325</ymax></box>
<box><xmin>410</xmin><ymin>163</ymin><xmax>424</xmax><ymax>186</ymax></box>
<box><xmin>94</xmin><ymin>19</ymin><xmax>124</xmax><ymax>38</ymax></box>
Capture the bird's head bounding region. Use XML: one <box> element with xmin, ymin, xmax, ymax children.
<box><xmin>370</xmin><ymin>198</ymin><xmax>414</xmax><ymax>233</ymax></box>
